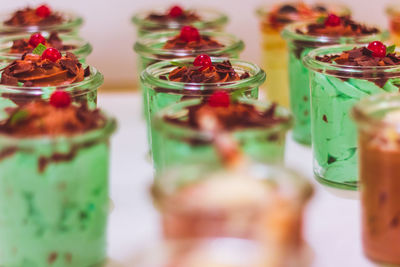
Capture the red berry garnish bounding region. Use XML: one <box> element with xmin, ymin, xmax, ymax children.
<box><xmin>41</xmin><ymin>48</ymin><xmax>61</xmax><ymax>62</ymax></box>
<box><xmin>50</xmin><ymin>91</ymin><xmax>71</xmax><ymax>108</ymax></box>
<box><xmin>324</xmin><ymin>14</ymin><xmax>341</xmax><ymax>27</ymax></box>
<box><xmin>208</xmin><ymin>91</ymin><xmax>230</xmax><ymax>108</ymax></box>
<box><xmin>179</xmin><ymin>26</ymin><xmax>200</xmax><ymax>42</ymax></box>
<box><xmin>193</xmin><ymin>54</ymin><xmax>212</xmax><ymax>69</ymax></box>
<box><xmin>168</xmin><ymin>5</ymin><xmax>183</xmax><ymax>17</ymax></box>
<box><xmin>367</xmin><ymin>41</ymin><xmax>387</xmax><ymax>58</ymax></box>
<box><xmin>35</xmin><ymin>5</ymin><xmax>51</xmax><ymax>18</ymax></box>
<box><xmin>28</xmin><ymin>33</ymin><xmax>46</xmax><ymax>48</ymax></box>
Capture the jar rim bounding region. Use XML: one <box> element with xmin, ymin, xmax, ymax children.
<box><xmin>0</xmin><ymin>32</ymin><xmax>92</xmax><ymax>61</ymax></box>
<box><xmin>281</xmin><ymin>21</ymin><xmax>388</xmax><ymax>46</ymax></box>
<box><xmin>131</xmin><ymin>7</ymin><xmax>228</xmax><ymax>30</ymax></box>
<box><xmin>134</xmin><ymin>30</ymin><xmax>244</xmax><ymax>59</ymax></box>
<box><xmin>0</xmin><ymin>10</ymin><xmax>83</xmax><ymax>34</ymax></box>
<box><xmin>153</xmin><ymin>98</ymin><xmax>293</xmax><ymax>142</ymax></box>
<box><xmin>0</xmin><ymin>66</ymin><xmax>103</xmax><ymax>96</ymax></box>
<box><xmin>0</xmin><ymin>111</ymin><xmax>117</xmax><ymax>148</ymax></box>
<box><xmin>140</xmin><ymin>57</ymin><xmax>266</xmax><ymax>91</ymax></box>
<box><xmin>303</xmin><ymin>44</ymin><xmax>400</xmax><ymax>78</ymax></box>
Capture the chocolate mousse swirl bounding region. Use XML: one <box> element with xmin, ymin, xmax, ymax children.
<box><xmin>0</xmin><ymin>52</ymin><xmax>89</xmax><ymax>87</ymax></box>
<box><xmin>296</xmin><ymin>16</ymin><xmax>379</xmax><ymax>36</ymax></box>
<box><xmin>4</xmin><ymin>7</ymin><xmax>63</xmax><ymax>27</ymax></box>
<box><xmin>167</xmin><ymin>60</ymin><xmax>249</xmax><ymax>83</ymax></box>
<box><xmin>10</xmin><ymin>32</ymin><xmax>75</xmax><ymax>54</ymax></box>
<box><xmin>163</xmin><ymin>35</ymin><xmax>224</xmax><ymax>50</ymax></box>
<box><xmin>0</xmin><ymin>101</ymin><xmax>106</xmax><ymax>137</ymax></box>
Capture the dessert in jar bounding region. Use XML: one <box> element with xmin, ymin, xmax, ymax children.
<box><xmin>303</xmin><ymin>42</ymin><xmax>400</xmax><ymax>190</ymax></box>
<box><xmin>282</xmin><ymin>14</ymin><xmax>386</xmax><ymax>145</ymax></box>
<box><xmin>0</xmin><ymin>91</ymin><xmax>117</xmax><ymax>267</ymax></box>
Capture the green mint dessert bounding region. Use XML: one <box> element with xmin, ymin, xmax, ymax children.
<box><xmin>140</xmin><ymin>54</ymin><xmax>265</xmax><ymax>165</ymax></box>
<box><xmin>0</xmin><ymin>48</ymin><xmax>103</xmax><ymax>121</ymax></box>
<box><xmin>303</xmin><ymin>42</ymin><xmax>400</xmax><ymax>190</ymax></box>
<box><xmin>0</xmin><ymin>92</ymin><xmax>116</xmax><ymax>266</ymax></box>
<box><xmin>152</xmin><ymin>92</ymin><xmax>292</xmax><ymax>172</ymax></box>
<box><xmin>282</xmin><ymin>14</ymin><xmax>386</xmax><ymax>145</ymax></box>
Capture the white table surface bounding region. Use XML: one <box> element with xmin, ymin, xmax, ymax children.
<box><xmin>98</xmin><ymin>92</ymin><xmax>378</xmax><ymax>267</ymax></box>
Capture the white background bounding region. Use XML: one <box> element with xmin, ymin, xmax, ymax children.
<box><xmin>1</xmin><ymin>0</ymin><xmax>397</xmax><ymax>88</ymax></box>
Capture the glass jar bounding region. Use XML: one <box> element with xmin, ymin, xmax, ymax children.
<box><xmin>140</xmin><ymin>57</ymin><xmax>265</xmax><ymax>163</ymax></box>
<box><xmin>386</xmin><ymin>5</ymin><xmax>400</xmax><ymax>46</ymax></box>
<box><xmin>303</xmin><ymin>44</ymin><xmax>400</xmax><ymax>190</ymax></box>
<box><xmin>0</xmin><ymin>112</ymin><xmax>117</xmax><ymax>267</ymax></box>
<box><xmin>0</xmin><ymin>32</ymin><xmax>92</xmax><ymax>64</ymax></box>
<box><xmin>0</xmin><ymin>66</ymin><xmax>103</xmax><ymax>121</ymax></box>
<box><xmin>255</xmin><ymin>3</ymin><xmax>350</xmax><ymax>109</ymax></box>
<box><xmin>152</xmin><ymin>163</ymin><xmax>313</xmax><ymax>265</ymax></box>
<box><xmin>0</xmin><ymin>10</ymin><xmax>83</xmax><ymax>35</ymax></box>
<box><xmin>282</xmin><ymin>22</ymin><xmax>388</xmax><ymax>145</ymax></box>
<box><xmin>131</xmin><ymin>7</ymin><xmax>228</xmax><ymax>37</ymax></box>
<box><xmin>352</xmin><ymin>93</ymin><xmax>400</xmax><ymax>265</ymax></box>
<box><xmin>152</xmin><ymin>98</ymin><xmax>292</xmax><ymax>172</ymax></box>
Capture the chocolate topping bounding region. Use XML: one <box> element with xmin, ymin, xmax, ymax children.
<box><xmin>0</xmin><ymin>101</ymin><xmax>106</xmax><ymax>137</ymax></box>
<box><xmin>146</xmin><ymin>9</ymin><xmax>200</xmax><ymax>23</ymax></box>
<box><xmin>163</xmin><ymin>35</ymin><xmax>224</xmax><ymax>50</ymax></box>
<box><xmin>167</xmin><ymin>60</ymin><xmax>249</xmax><ymax>83</ymax></box>
<box><xmin>165</xmin><ymin>101</ymin><xmax>288</xmax><ymax>131</ymax></box>
<box><xmin>296</xmin><ymin>16</ymin><xmax>379</xmax><ymax>36</ymax></box>
<box><xmin>4</xmin><ymin>7</ymin><xmax>63</xmax><ymax>27</ymax></box>
<box><xmin>10</xmin><ymin>32</ymin><xmax>76</xmax><ymax>54</ymax></box>
<box><xmin>0</xmin><ymin>52</ymin><xmax>89</xmax><ymax>87</ymax></box>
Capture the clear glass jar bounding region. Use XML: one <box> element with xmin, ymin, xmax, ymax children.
<box><xmin>386</xmin><ymin>5</ymin><xmax>400</xmax><ymax>46</ymax></box>
<box><xmin>0</xmin><ymin>66</ymin><xmax>103</xmax><ymax>121</ymax></box>
<box><xmin>152</xmin><ymin>98</ymin><xmax>292</xmax><ymax>172</ymax></box>
<box><xmin>131</xmin><ymin>7</ymin><xmax>228</xmax><ymax>36</ymax></box>
<box><xmin>352</xmin><ymin>93</ymin><xmax>400</xmax><ymax>265</ymax></box>
<box><xmin>282</xmin><ymin>21</ymin><xmax>388</xmax><ymax>145</ymax></box>
<box><xmin>140</xmin><ymin>57</ymin><xmax>265</xmax><ymax>163</ymax></box>
<box><xmin>152</xmin><ymin>163</ymin><xmax>313</xmax><ymax>265</ymax></box>
<box><xmin>0</xmin><ymin>112</ymin><xmax>117</xmax><ymax>267</ymax></box>
<box><xmin>303</xmin><ymin>44</ymin><xmax>400</xmax><ymax>190</ymax></box>
<box><xmin>0</xmin><ymin>32</ymin><xmax>92</xmax><ymax>63</ymax></box>
<box><xmin>134</xmin><ymin>30</ymin><xmax>245</xmax><ymax>122</ymax></box>
<box><xmin>255</xmin><ymin>3</ymin><xmax>350</xmax><ymax>109</ymax></box>
<box><xmin>0</xmin><ymin>10</ymin><xmax>83</xmax><ymax>35</ymax></box>
<box><xmin>133</xmin><ymin>237</ymin><xmax>313</xmax><ymax>267</ymax></box>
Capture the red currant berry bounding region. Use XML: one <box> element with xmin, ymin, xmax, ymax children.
<box><xmin>324</xmin><ymin>14</ymin><xmax>341</xmax><ymax>27</ymax></box>
<box><xmin>367</xmin><ymin>41</ymin><xmax>387</xmax><ymax>58</ymax></box>
<box><xmin>168</xmin><ymin>5</ymin><xmax>183</xmax><ymax>17</ymax></box>
<box><xmin>28</xmin><ymin>33</ymin><xmax>46</xmax><ymax>48</ymax></box>
<box><xmin>193</xmin><ymin>54</ymin><xmax>212</xmax><ymax>69</ymax></box>
<box><xmin>179</xmin><ymin>26</ymin><xmax>200</xmax><ymax>42</ymax></box>
<box><xmin>208</xmin><ymin>91</ymin><xmax>230</xmax><ymax>108</ymax></box>
<box><xmin>50</xmin><ymin>91</ymin><xmax>71</xmax><ymax>108</ymax></box>
<box><xmin>35</xmin><ymin>5</ymin><xmax>51</xmax><ymax>18</ymax></box>
<box><xmin>41</xmin><ymin>48</ymin><xmax>61</xmax><ymax>62</ymax></box>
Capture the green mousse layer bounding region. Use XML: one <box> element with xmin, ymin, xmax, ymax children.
<box><xmin>288</xmin><ymin>46</ymin><xmax>314</xmax><ymax>145</ymax></box>
<box><xmin>310</xmin><ymin>72</ymin><xmax>398</xmax><ymax>189</ymax></box>
<box><xmin>0</xmin><ymin>142</ymin><xmax>110</xmax><ymax>267</ymax></box>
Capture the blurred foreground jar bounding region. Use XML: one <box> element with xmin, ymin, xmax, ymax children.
<box><xmin>352</xmin><ymin>93</ymin><xmax>400</xmax><ymax>265</ymax></box>
<box><xmin>152</xmin><ymin>163</ymin><xmax>313</xmax><ymax>266</ymax></box>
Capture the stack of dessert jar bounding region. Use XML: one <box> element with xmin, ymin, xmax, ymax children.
<box><xmin>257</xmin><ymin>2</ymin><xmax>400</xmax><ymax>265</ymax></box>
<box><xmin>0</xmin><ymin>4</ymin><xmax>117</xmax><ymax>267</ymax></box>
<box><xmin>131</xmin><ymin>4</ymin><xmax>318</xmax><ymax>266</ymax></box>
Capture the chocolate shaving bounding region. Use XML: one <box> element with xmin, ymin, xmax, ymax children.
<box><xmin>163</xmin><ymin>35</ymin><xmax>224</xmax><ymax>50</ymax></box>
<box><xmin>4</xmin><ymin>7</ymin><xmax>64</xmax><ymax>27</ymax></box>
<box><xmin>146</xmin><ymin>9</ymin><xmax>200</xmax><ymax>23</ymax></box>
